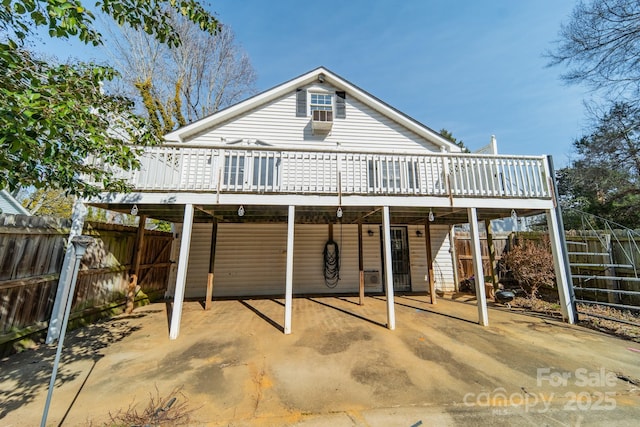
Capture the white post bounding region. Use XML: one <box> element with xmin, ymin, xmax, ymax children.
<box><xmin>490</xmin><ymin>135</ymin><xmax>498</xmax><ymax>154</ymax></box>
<box><xmin>382</xmin><ymin>206</ymin><xmax>395</xmax><ymax>330</ymax></box>
<box><xmin>46</xmin><ymin>199</ymin><xmax>87</xmax><ymax>344</ymax></box>
<box><xmin>468</xmin><ymin>207</ymin><xmax>488</xmax><ymax>326</ymax></box>
<box><xmin>545</xmin><ymin>155</ymin><xmax>576</xmax><ymax>324</ymax></box>
<box><xmin>546</xmin><ymin>209</ymin><xmax>576</xmax><ymax>324</ymax></box>
<box><xmin>284</xmin><ymin>205</ymin><xmax>295</xmax><ymax>334</ymax></box>
<box><xmin>169</xmin><ymin>203</ymin><xmax>194</xmax><ymax>340</ymax></box>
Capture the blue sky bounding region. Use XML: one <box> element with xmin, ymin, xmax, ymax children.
<box><xmin>41</xmin><ymin>1</ymin><xmax>586</xmax><ymax>167</ymax></box>
<box><xmin>210</xmin><ymin>0</ymin><xmax>586</xmax><ymax>166</ymax></box>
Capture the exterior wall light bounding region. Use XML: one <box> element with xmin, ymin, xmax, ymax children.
<box><xmin>130</xmin><ymin>204</ymin><xmax>138</xmax><ymax>216</ymax></box>
<box><xmin>238</xmin><ymin>205</ymin><xmax>245</xmax><ymax>217</ymax></box>
<box><xmin>336</xmin><ymin>207</ymin><xmax>343</xmax><ymax>218</ymax></box>
<box><xmin>428</xmin><ymin>208</ymin><xmax>435</xmax><ymax>222</ymax></box>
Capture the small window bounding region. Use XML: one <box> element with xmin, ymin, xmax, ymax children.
<box><xmin>368</xmin><ymin>158</ymin><xmax>420</xmax><ymax>192</ymax></box>
<box><xmin>310</xmin><ymin>93</ymin><xmax>332</xmax><ymax>112</ymax></box>
<box><xmin>223</xmin><ymin>154</ymin><xmax>244</xmax><ymax>187</ymax></box>
<box><xmin>252</xmin><ymin>157</ymin><xmax>280</xmax><ymax>187</ymax></box>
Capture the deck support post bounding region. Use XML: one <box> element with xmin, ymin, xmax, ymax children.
<box><xmin>485</xmin><ymin>219</ymin><xmax>498</xmax><ymax>299</ymax></box>
<box><xmin>284</xmin><ymin>205</ymin><xmax>295</xmax><ymax>334</ymax></box>
<box><xmin>547</xmin><ymin>209</ymin><xmax>575</xmax><ymax>323</ymax></box>
<box><xmin>382</xmin><ymin>206</ymin><xmax>396</xmax><ymax>330</ymax></box>
<box><xmin>450</xmin><ymin>225</ymin><xmax>460</xmax><ymax>288</ymax></box>
<box><xmin>170</xmin><ymin>203</ymin><xmax>194</xmax><ymax>339</ymax></box>
<box><xmin>46</xmin><ymin>199</ymin><xmax>87</xmax><ymax>344</ymax></box>
<box><xmin>424</xmin><ymin>222</ymin><xmax>436</xmax><ymax>304</ymax></box>
<box><xmin>205</xmin><ymin>218</ymin><xmax>218</xmax><ymax>310</ymax></box>
<box><xmin>468</xmin><ymin>207</ymin><xmax>488</xmax><ymax>326</ymax></box>
<box><xmin>127</xmin><ymin>215</ymin><xmax>147</xmax><ymax>314</ymax></box>
<box><xmin>546</xmin><ymin>155</ymin><xmax>577</xmax><ymax>324</ymax></box>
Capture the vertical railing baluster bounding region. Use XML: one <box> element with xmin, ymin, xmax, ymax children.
<box><xmin>504</xmin><ymin>158</ymin><xmax>513</xmax><ymax>197</ymax></box>
<box><xmin>446</xmin><ymin>156</ymin><xmax>454</xmax><ymax>195</ymax></box>
<box><xmin>536</xmin><ymin>160</ymin><xmax>543</xmax><ymax>197</ymax></box>
<box><xmin>467</xmin><ymin>157</ymin><xmax>475</xmax><ymax>195</ymax></box>
<box><xmin>489</xmin><ymin>158</ymin><xmax>498</xmax><ymax>197</ymax></box>
<box><xmin>517</xmin><ymin>159</ymin><xmax>525</xmax><ymax>196</ymax></box>
<box><xmin>454</xmin><ymin>156</ymin><xmax>460</xmax><ymax>196</ymax></box>
<box><xmin>460</xmin><ymin>157</ymin><xmax>471</xmax><ymax>195</ymax></box>
<box><xmin>158</xmin><ymin>148</ymin><xmax>165</xmax><ymax>190</ymax></box>
<box><xmin>514</xmin><ymin>158</ymin><xmax>522</xmax><ymax>196</ymax></box>
<box><xmin>524</xmin><ymin>159</ymin><xmax>533</xmax><ymax>197</ymax></box>
<box><xmin>442</xmin><ymin>156</ymin><xmax>451</xmax><ymax>198</ymax></box>
<box><xmin>470</xmin><ymin>158</ymin><xmax>478</xmax><ymax>195</ymax></box>
<box><xmin>483</xmin><ymin>157</ymin><xmax>490</xmax><ymax>197</ymax></box>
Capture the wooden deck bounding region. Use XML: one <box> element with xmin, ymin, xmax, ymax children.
<box><xmin>88</xmin><ymin>145</ymin><xmax>553</xmax><ymax>200</ymax></box>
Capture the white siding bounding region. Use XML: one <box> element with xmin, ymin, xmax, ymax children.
<box><xmin>187</xmin><ymin>83</ymin><xmax>441</xmax><ymax>153</ymax></box>
<box><xmin>0</xmin><ymin>190</ymin><xmax>29</xmax><ymax>215</ymax></box>
<box><xmin>182</xmin><ymin>223</ymin><xmax>217</xmax><ymax>298</ymax></box>
<box><xmin>174</xmin><ymin>223</ymin><xmax>386</xmax><ymax>297</ymax></box>
<box><xmin>292</xmin><ymin>224</ymin><xmax>359</xmax><ymax>294</ymax></box>
<box><xmin>169</xmin><ymin>222</ymin><xmax>458</xmax><ymax>298</ymax></box>
<box><xmin>431</xmin><ymin>225</ymin><xmax>456</xmax><ymax>291</ymax></box>
<box><xmin>408</xmin><ymin>228</ymin><xmax>429</xmax><ymax>292</ymax></box>
<box><xmin>406</xmin><ymin>225</ymin><xmax>455</xmax><ymax>292</ymax></box>
<box><xmin>187</xmin><ymin>224</ymin><xmax>287</xmax><ymax>296</ymax></box>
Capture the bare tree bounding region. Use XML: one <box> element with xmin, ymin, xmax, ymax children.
<box><xmin>105</xmin><ymin>11</ymin><xmax>257</xmax><ymax>134</ymax></box>
<box><xmin>19</xmin><ymin>188</ymin><xmax>73</xmax><ymax>217</ymax></box>
<box><xmin>547</xmin><ymin>0</ymin><xmax>640</xmax><ymax>102</ymax></box>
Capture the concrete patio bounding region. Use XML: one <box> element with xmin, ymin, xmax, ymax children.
<box><xmin>1</xmin><ymin>295</ymin><xmax>639</xmax><ymax>426</ymax></box>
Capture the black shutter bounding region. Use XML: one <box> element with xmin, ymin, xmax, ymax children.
<box><xmin>296</xmin><ymin>89</ymin><xmax>307</xmax><ymax>117</ymax></box>
<box><xmin>335</xmin><ymin>91</ymin><xmax>346</xmax><ymax>118</ymax></box>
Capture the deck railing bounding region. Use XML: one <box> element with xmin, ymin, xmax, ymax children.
<box><xmin>89</xmin><ymin>145</ymin><xmax>552</xmax><ymax>199</ymax></box>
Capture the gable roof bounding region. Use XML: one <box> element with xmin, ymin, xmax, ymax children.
<box><xmin>165</xmin><ymin>66</ymin><xmax>462</xmax><ymax>152</ymax></box>
<box><xmin>0</xmin><ymin>190</ymin><xmax>30</xmax><ymax>215</ymax></box>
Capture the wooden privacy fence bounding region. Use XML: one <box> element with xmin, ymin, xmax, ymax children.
<box><xmin>454</xmin><ymin>231</ymin><xmax>511</xmax><ymax>284</ymax></box>
<box><xmin>0</xmin><ymin>214</ymin><xmax>173</xmax><ymax>340</ymax></box>
<box><xmin>455</xmin><ymin>230</ymin><xmax>640</xmax><ymax>308</ymax></box>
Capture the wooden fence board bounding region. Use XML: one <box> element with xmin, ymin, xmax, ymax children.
<box><xmin>0</xmin><ymin>214</ymin><xmax>173</xmax><ymax>335</ymax></box>
<box><xmin>454</xmin><ymin>232</ymin><xmax>510</xmax><ymax>284</ymax></box>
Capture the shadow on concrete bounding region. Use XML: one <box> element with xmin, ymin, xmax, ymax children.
<box><xmin>238</xmin><ymin>299</ymin><xmax>284</xmax><ymax>333</ymax></box>
<box><xmin>57</xmin><ymin>357</ymin><xmax>99</xmax><ymax>426</ymax></box>
<box><xmin>334</xmin><ymin>296</ymin><xmax>363</xmax><ymax>306</ymax></box>
<box><xmin>270</xmin><ymin>298</ymin><xmax>285</xmax><ymax>307</ymax></box>
<box><xmin>375</xmin><ymin>295</ymin><xmax>479</xmax><ymax>325</ymax></box>
<box><xmin>307</xmin><ymin>297</ymin><xmax>387</xmax><ymax>329</ymax></box>
<box><xmin>0</xmin><ymin>314</ymin><xmax>144</xmax><ymax>421</ymax></box>
<box><xmin>164</xmin><ymin>301</ymin><xmax>173</xmax><ymax>334</ymax></box>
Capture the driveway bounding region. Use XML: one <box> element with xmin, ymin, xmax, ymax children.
<box><xmin>1</xmin><ymin>295</ymin><xmax>639</xmax><ymax>426</ymax></box>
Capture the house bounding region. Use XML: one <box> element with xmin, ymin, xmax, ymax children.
<box><xmin>47</xmin><ymin>67</ymin><xmax>576</xmax><ymax>342</ymax></box>
<box><xmin>0</xmin><ymin>189</ymin><xmax>30</xmax><ymax>215</ymax></box>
